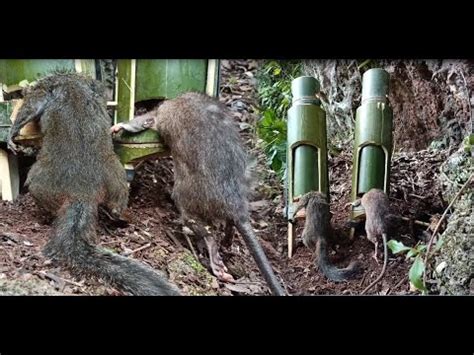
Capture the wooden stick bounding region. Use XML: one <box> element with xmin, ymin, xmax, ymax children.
<box><xmin>184</xmin><ymin>234</ymin><xmax>200</xmax><ymax>261</ymax></box>
<box><xmin>288</xmin><ymin>222</ymin><xmax>295</xmax><ymax>258</ymax></box>
<box><xmin>0</xmin><ymin>149</ymin><xmax>19</xmax><ymax>201</ymax></box>
<box><xmin>409</xmin><ymin>193</ymin><xmax>426</xmax><ymax>199</ymax></box>
<box><xmin>399</xmin><ymin>216</ymin><xmax>431</xmax><ymax>228</ymax></box>
<box><xmin>123</xmin><ymin>242</ymin><xmax>152</xmax><ymax>256</ymax></box>
<box><xmin>232</xmin><ymin>280</ymin><xmax>264</xmax><ymax>286</ymax></box>
<box><xmin>359</xmin><ymin>272</ymin><xmax>367</xmax><ymax>287</ymax></box>
<box><xmin>164</xmin><ymin>230</ymin><xmax>183</xmax><ymax>250</ymax></box>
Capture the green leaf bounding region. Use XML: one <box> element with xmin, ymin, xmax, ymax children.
<box><xmin>263</xmin><ymin>109</ymin><xmax>275</xmax><ymax>122</ymax></box>
<box><xmin>387</xmin><ymin>240</ymin><xmax>412</xmax><ymax>254</ymax></box>
<box><xmin>257</xmin><ymin>60</ymin><xmax>301</xmax><ymax>179</ymax></box>
<box><xmin>276</xmin><ymin>141</ymin><xmax>287</xmax><ymax>153</ymax></box>
<box><xmin>406</xmin><ymin>248</ymin><xmax>419</xmax><ymax>259</ymax></box>
<box><xmin>268</xmin><ymin>147</ymin><xmax>278</xmax><ymax>162</ymax></box>
<box><xmin>409</xmin><ymin>256</ymin><xmax>427</xmax><ymax>291</ymax></box>
<box><xmin>404</xmin><ymin>243</ymin><xmax>427</xmax><ymax>259</ymax></box>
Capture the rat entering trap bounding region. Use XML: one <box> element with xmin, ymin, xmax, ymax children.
<box><xmin>285</xmin><ymin>76</ymin><xmax>329</xmax><ymax>258</ymax></box>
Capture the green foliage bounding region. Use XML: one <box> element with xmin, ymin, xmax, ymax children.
<box><xmin>386</xmin><ymin>240</ymin><xmax>411</xmax><ymax>254</ymax></box>
<box><xmin>357</xmin><ymin>59</ymin><xmax>380</xmax><ymax>74</ymax></box>
<box><xmin>463</xmin><ymin>134</ymin><xmax>474</xmax><ymax>153</ymax></box>
<box><xmin>256</xmin><ymin>109</ymin><xmax>287</xmax><ymax>173</ymax></box>
<box><xmin>409</xmin><ymin>256</ymin><xmax>427</xmax><ymax>292</ymax></box>
<box><xmin>387</xmin><ymin>239</ymin><xmax>429</xmax><ymax>293</ymax></box>
<box><xmin>256</xmin><ymin>60</ymin><xmax>302</xmax><ymax>177</ymax></box>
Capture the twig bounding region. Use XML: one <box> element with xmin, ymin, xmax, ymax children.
<box><xmin>423</xmin><ymin>173</ymin><xmax>473</xmax><ymax>285</ymax></box>
<box><xmin>458</xmin><ymin>69</ymin><xmax>471</xmax><ymax>126</ymax></box>
<box><xmin>102</xmin><ymin>223</ymin><xmax>114</xmax><ymax>236</ymax></box>
<box><xmin>387</xmin><ymin>276</ymin><xmax>407</xmax><ymax>295</ymax></box>
<box><xmin>99</xmin><ymin>240</ymin><xmax>120</xmax><ymax>246</ymax></box>
<box><xmin>130</xmin><ymin>226</ymin><xmax>149</xmax><ymax>241</ymax></box>
<box><xmin>231</xmin><ymin>280</ymin><xmax>264</xmax><ymax>286</ymax></box>
<box><xmin>164</xmin><ymin>230</ymin><xmax>183</xmax><ymax>250</ymax></box>
<box><xmin>409</xmin><ymin>193</ymin><xmax>426</xmax><ymax>200</ymax></box>
<box><xmin>399</xmin><ymin>216</ymin><xmax>431</xmax><ymax>228</ymax></box>
<box><xmin>133</xmin><ymin>160</ymin><xmax>146</xmax><ymax>171</ymax></box>
<box><xmin>0</xmin><ymin>232</ymin><xmax>23</xmax><ymax>243</ymax></box>
<box><xmin>38</xmin><ymin>271</ymin><xmax>84</xmax><ymax>288</ymax></box>
<box><xmin>361</xmin><ymin>234</ymin><xmax>388</xmax><ymax>295</ymax></box>
<box><xmin>123</xmin><ymin>242</ymin><xmax>152</xmax><ymax>256</ymax></box>
<box><xmin>184</xmin><ymin>234</ymin><xmax>200</xmax><ymax>261</ymax></box>
<box><xmin>357</xmin><ymin>59</ymin><xmax>372</xmax><ymax>71</ymax></box>
<box><xmin>98</xmin><ymin>206</ymin><xmax>115</xmax><ymax>220</ymax></box>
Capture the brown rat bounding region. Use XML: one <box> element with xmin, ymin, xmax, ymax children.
<box><xmin>356</xmin><ymin>188</ymin><xmax>390</xmax><ymax>294</ymax></box>
<box><xmin>8</xmin><ymin>72</ymin><xmax>181</xmax><ymax>296</ymax></box>
<box><xmin>294</xmin><ymin>191</ymin><xmax>360</xmax><ymax>282</ymax></box>
<box><xmin>111</xmin><ymin>92</ymin><xmax>286</xmax><ymax>296</ymax></box>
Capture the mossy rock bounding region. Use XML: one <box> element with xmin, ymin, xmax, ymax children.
<box><xmin>431</xmin><ymin>147</ymin><xmax>473</xmax><ymax>295</ymax></box>
<box><xmin>0</xmin><ymin>276</ymin><xmax>62</xmax><ymax>295</ymax></box>
<box><xmin>167</xmin><ymin>250</ymin><xmax>221</xmax><ymax>296</ymax></box>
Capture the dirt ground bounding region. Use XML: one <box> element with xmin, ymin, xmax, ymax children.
<box><xmin>0</xmin><ymin>60</ymin><xmax>451</xmax><ymax>296</ymax></box>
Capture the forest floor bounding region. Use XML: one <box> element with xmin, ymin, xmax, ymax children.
<box><xmin>0</xmin><ymin>60</ymin><xmax>450</xmax><ymax>295</ymax></box>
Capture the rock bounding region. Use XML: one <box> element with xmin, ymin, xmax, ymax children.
<box><xmin>0</xmin><ymin>277</ymin><xmax>63</xmax><ymax>295</ymax></box>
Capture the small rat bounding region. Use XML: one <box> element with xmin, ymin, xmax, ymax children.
<box><xmin>294</xmin><ymin>191</ymin><xmax>360</xmax><ymax>282</ymax></box>
<box><xmin>353</xmin><ymin>188</ymin><xmax>390</xmax><ymax>294</ymax></box>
